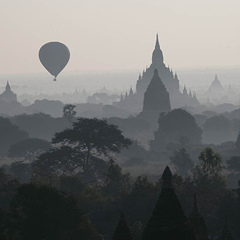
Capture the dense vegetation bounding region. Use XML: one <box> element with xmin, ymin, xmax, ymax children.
<box><xmin>0</xmin><ymin>112</ymin><xmax>240</xmax><ymax>239</ymax></box>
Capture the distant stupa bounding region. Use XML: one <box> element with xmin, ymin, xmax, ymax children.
<box><xmin>208</xmin><ymin>74</ymin><xmax>224</xmax><ymax>93</ymax></box>
<box><xmin>0</xmin><ymin>82</ymin><xmax>17</xmax><ymax>103</ymax></box>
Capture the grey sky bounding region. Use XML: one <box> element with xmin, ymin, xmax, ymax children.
<box><xmin>0</xmin><ymin>0</ymin><xmax>239</xmax><ymax>74</ymax></box>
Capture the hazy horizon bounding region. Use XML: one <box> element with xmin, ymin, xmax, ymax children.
<box><xmin>0</xmin><ymin>66</ymin><xmax>239</xmax><ymax>99</ymax></box>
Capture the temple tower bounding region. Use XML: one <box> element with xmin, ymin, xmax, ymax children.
<box><xmin>138</xmin><ymin>69</ymin><xmax>171</xmax><ymax>124</ymax></box>
<box><xmin>142</xmin><ymin>166</ymin><xmax>194</xmax><ymax>240</ymax></box>
<box><xmin>0</xmin><ymin>81</ymin><xmax>17</xmax><ymax>103</ymax></box>
<box><xmin>112</xmin><ymin>212</ymin><xmax>134</xmax><ymax>240</ymax></box>
<box><xmin>189</xmin><ymin>194</ymin><xmax>208</xmax><ymax>240</ymax></box>
<box><xmin>152</xmin><ymin>34</ymin><xmax>164</xmax><ymax>67</ymax></box>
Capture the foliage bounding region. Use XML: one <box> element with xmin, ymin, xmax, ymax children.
<box><xmin>8</xmin><ymin>138</ymin><xmax>51</xmax><ymax>161</ymax></box>
<box><xmin>197</xmin><ymin>147</ymin><xmax>223</xmax><ymax>176</ymax></box>
<box><xmin>59</xmin><ymin>175</ymin><xmax>84</xmax><ymax>195</ymax></box>
<box><xmin>0</xmin><ymin>117</ymin><xmax>29</xmax><ymax>156</ymax></box>
<box><xmin>52</xmin><ymin>118</ymin><xmax>132</xmax><ymax>158</ymax></box>
<box><xmin>170</xmin><ymin>148</ymin><xmax>194</xmax><ymax>176</ymax></box>
<box><xmin>10</xmin><ymin>113</ymin><xmax>69</xmax><ymax>141</ymax></box>
<box><xmin>35</xmin><ymin>118</ymin><xmax>132</xmax><ymax>181</ymax></box>
<box><xmin>63</xmin><ymin>104</ymin><xmax>76</xmax><ymax>126</ymax></box>
<box><xmin>150</xmin><ymin>109</ymin><xmax>202</xmax><ymax>151</ymax></box>
<box><xmin>235</xmin><ymin>132</ymin><xmax>240</xmax><ymax>151</ymax></box>
<box><xmin>103</xmin><ymin>159</ymin><xmax>131</xmax><ymax>197</ymax></box>
<box><xmin>0</xmin><ymin>168</ymin><xmax>10</xmax><ymax>186</ymax></box>
<box><xmin>9</xmin><ymin>161</ymin><xmax>32</xmax><ymax>183</ymax></box>
<box><xmin>202</xmin><ymin>116</ymin><xmax>234</xmax><ymax>144</ymax></box>
<box><xmin>227</xmin><ymin>156</ymin><xmax>240</xmax><ymax>173</ymax></box>
<box><xmin>8</xmin><ymin>183</ymin><xmax>99</xmax><ymax>240</ymax></box>
<box><xmin>119</xmin><ymin>140</ymin><xmax>147</xmax><ymax>159</ymax></box>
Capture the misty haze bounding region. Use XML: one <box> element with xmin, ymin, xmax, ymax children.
<box><xmin>0</xmin><ymin>0</ymin><xmax>240</xmax><ymax>239</ymax></box>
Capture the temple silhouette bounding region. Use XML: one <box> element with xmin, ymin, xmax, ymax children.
<box><xmin>112</xmin><ymin>166</ymin><xmax>234</xmax><ymax>240</ymax></box>
<box><xmin>207</xmin><ymin>74</ymin><xmax>225</xmax><ymax>94</ymax></box>
<box><xmin>114</xmin><ymin>35</ymin><xmax>199</xmax><ymax>114</ymax></box>
<box><xmin>0</xmin><ymin>82</ymin><xmax>17</xmax><ymax>103</ymax></box>
<box><xmin>138</xmin><ymin>68</ymin><xmax>171</xmax><ymax>125</ymax></box>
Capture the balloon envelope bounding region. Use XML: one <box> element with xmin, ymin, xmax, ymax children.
<box><xmin>39</xmin><ymin>42</ymin><xmax>70</xmax><ymax>80</ymax></box>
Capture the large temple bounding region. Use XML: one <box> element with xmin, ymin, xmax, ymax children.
<box><xmin>114</xmin><ymin>35</ymin><xmax>199</xmax><ymax>113</ymax></box>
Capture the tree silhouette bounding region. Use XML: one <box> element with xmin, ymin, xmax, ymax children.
<box><xmin>8</xmin><ymin>138</ymin><xmax>51</xmax><ymax>161</ymax></box>
<box><xmin>198</xmin><ymin>147</ymin><xmax>223</xmax><ymax>176</ymax></box>
<box><xmin>170</xmin><ymin>148</ymin><xmax>194</xmax><ymax>176</ymax></box>
<box><xmin>35</xmin><ymin>118</ymin><xmax>132</xmax><ymax>180</ymax></box>
<box><xmin>8</xmin><ymin>183</ymin><xmax>99</xmax><ymax>239</ymax></box>
<box><xmin>63</xmin><ymin>104</ymin><xmax>76</xmax><ymax>126</ymax></box>
<box><xmin>103</xmin><ymin>159</ymin><xmax>131</xmax><ymax>197</ymax></box>
<box><xmin>150</xmin><ymin>109</ymin><xmax>202</xmax><ymax>151</ymax></box>
<box><xmin>0</xmin><ymin>117</ymin><xmax>29</xmax><ymax>156</ymax></box>
<box><xmin>227</xmin><ymin>156</ymin><xmax>240</xmax><ymax>174</ymax></box>
<box><xmin>236</xmin><ymin>132</ymin><xmax>240</xmax><ymax>151</ymax></box>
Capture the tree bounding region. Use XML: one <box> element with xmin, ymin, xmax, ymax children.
<box><xmin>8</xmin><ymin>183</ymin><xmax>99</xmax><ymax>240</ymax></box>
<box><xmin>8</xmin><ymin>138</ymin><xmax>51</xmax><ymax>161</ymax></box>
<box><xmin>9</xmin><ymin>161</ymin><xmax>32</xmax><ymax>183</ymax></box>
<box><xmin>0</xmin><ymin>117</ymin><xmax>29</xmax><ymax>156</ymax></box>
<box><xmin>235</xmin><ymin>132</ymin><xmax>240</xmax><ymax>151</ymax></box>
<box><xmin>11</xmin><ymin>113</ymin><xmax>68</xmax><ymax>141</ymax></box>
<box><xmin>35</xmin><ymin>118</ymin><xmax>132</xmax><ymax>180</ymax></box>
<box><xmin>227</xmin><ymin>156</ymin><xmax>240</xmax><ymax>174</ymax></box>
<box><xmin>170</xmin><ymin>148</ymin><xmax>194</xmax><ymax>176</ymax></box>
<box><xmin>226</xmin><ymin>156</ymin><xmax>240</xmax><ymax>188</ymax></box>
<box><xmin>197</xmin><ymin>147</ymin><xmax>223</xmax><ymax>176</ymax></box>
<box><xmin>150</xmin><ymin>109</ymin><xmax>202</xmax><ymax>151</ymax></box>
<box><xmin>202</xmin><ymin>116</ymin><xmax>233</xmax><ymax>144</ymax></box>
<box><xmin>192</xmin><ymin>147</ymin><xmax>233</xmax><ymax>237</ymax></box>
<box><xmin>63</xmin><ymin>104</ymin><xmax>76</xmax><ymax>126</ymax></box>
<box><xmin>103</xmin><ymin>159</ymin><xmax>131</xmax><ymax>197</ymax></box>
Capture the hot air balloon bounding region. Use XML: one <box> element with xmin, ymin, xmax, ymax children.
<box><xmin>39</xmin><ymin>42</ymin><xmax>70</xmax><ymax>81</ymax></box>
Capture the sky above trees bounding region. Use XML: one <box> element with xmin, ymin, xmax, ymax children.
<box><xmin>0</xmin><ymin>0</ymin><xmax>239</xmax><ymax>74</ymax></box>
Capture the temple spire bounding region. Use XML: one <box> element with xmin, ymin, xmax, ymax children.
<box><xmin>183</xmin><ymin>85</ymin><xmax>188</xmax><ymax>95</ymax></box>
<box><xmin>191</xmin><ymin>194</ymin><xmax>200</xmax><ymax>217</ymax></box>
<box><xmin>155</xmin><ymin>34</ymin><xmax>160</xmax><ymax>49</ymax></box>
<box><xmin>142</xmin><ymin>166</ymin><xmax>188</xmax><ymax>240</ymax></box>
<box><xmin>162</xmin><ymin>166</ymin><xmax>173</xmax><ymax>189</ymax></box>
<box><xmin>152</xmin><ymin>34</ymin><xmax>163</xmax><ymax>65</ymax></box>
<box><xmin>112</xmin><ymin>212</ymin><xmax>134</xmax><ymax>240</ymax></box>
<box><xmin>189</xmin><ymin>194</ymin><xmax>208</xmax><ymax>240</ymax></box>
<box><xmin>6</xmin><ymin>81</ymin><xmax>10</xmax><ymax>91</ymax></box>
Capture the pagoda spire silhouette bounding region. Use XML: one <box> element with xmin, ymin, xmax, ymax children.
<box><xmin>189</xmin><ymin>194</ymin><xmax>208</xmax><ymax>240</ymax></box>
<box><xmin>112</xmin><ymin>212</ymin><xmax>134</xmax><ymax>240</ymax></box>
<box><xmin>152</xmin><ymin>34</ymin><xmax>164</xmax><ymax>66</ymax></box>
<box><xmin>142</xmin><ymin>166</ymin><xmax>194</xmax><ymax>240</ymax></box>
<box><xmin>0</xmin><ymin>81</ymin><xmax>17</xmax><ymax>103</ymax></box>
<box><xmin>6</xmin><ymin>81</ymin><xmax>11</xmax><ymax>91</ymax></box>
